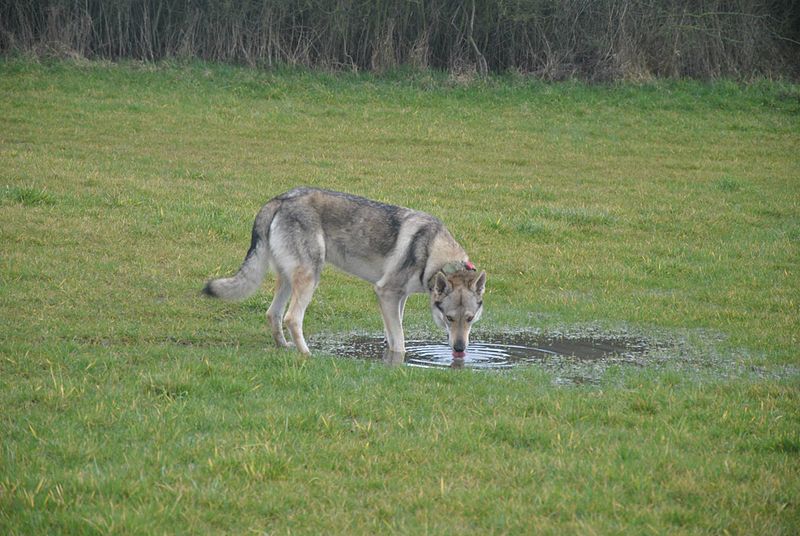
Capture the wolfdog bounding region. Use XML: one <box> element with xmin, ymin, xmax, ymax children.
<box><xmin>203</xmin><ymin>187</ymin><xmax>486</xmax><ymax>358</ymax></box>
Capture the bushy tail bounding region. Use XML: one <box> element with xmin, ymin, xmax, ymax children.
<box><xmin>202</xmin><ymin>201</ymin><xmax>278</xmax><ymax>301</ymax></box>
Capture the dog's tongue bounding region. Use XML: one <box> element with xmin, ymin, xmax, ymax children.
<box><xmin>452</xmin><ymin>351</ymin><xmax>466</xmax><ymax>359</ymax></box>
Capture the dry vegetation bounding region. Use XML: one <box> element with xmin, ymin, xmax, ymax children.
<box><xmin>2</xmin><ymin>0</ymin><xmax>799</xmax><ymax>80</ymax></box>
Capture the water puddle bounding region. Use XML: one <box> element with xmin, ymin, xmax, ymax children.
<box><xmin>332</xmin><ymin>332</ymin><xmax>652</xmax><ymax>370</ymax></box>
<box><xmin>318</xmin><ymin>329</ymin><xmax>799</xmax><ymax>385</ymax></box>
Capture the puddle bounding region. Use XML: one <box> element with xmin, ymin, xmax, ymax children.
<box><xmin>332</xmin><ymin>333</ymin><xmax>652</xmax><ymax>370</ymax></box>
<box><xmin>317</xmin><ymin>328</ymin><xmax>799</xmax><ymax>385</ymax></box>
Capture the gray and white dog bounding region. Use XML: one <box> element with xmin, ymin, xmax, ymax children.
<box><xmin>203</xmin><ymin>188</ymin><xmax>486</xmax><ymax>358</ymax></box>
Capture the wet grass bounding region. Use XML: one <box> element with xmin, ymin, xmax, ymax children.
<box><xmin>1</xmin><ymin>59</ymin><xmax>799</xmax><ymax>534</ymax></box>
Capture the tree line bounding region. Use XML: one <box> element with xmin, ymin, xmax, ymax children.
<box><xmin>2</xmin><ymin>0</ymin><xmax>798</xmax><ymax>80</ymax></box>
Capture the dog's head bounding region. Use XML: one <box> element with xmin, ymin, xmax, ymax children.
<box><xmin>430</xmin><ymin>269</ymin><xmax>486</xmax><ymax>358</ymax></box>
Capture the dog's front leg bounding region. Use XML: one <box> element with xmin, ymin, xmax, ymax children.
<box><xmin>375</xmin><ymin>286</ymin><xmax>406</xmax><ymax>353</ymax></box>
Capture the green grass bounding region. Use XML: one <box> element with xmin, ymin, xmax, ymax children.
<box><xmin>1</xmin><ymin>59</ymin><xmax>798</xmax><ymax>534</ymax></box>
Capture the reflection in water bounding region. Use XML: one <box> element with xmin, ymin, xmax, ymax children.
<box><xmin>405</xmin><ymin>341</ymin><xmax>519</xmax><ymax>369</ymax></box>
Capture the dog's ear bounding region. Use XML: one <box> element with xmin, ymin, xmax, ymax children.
<box><xmin>472</xmin><ymin>271</ymin><xmax>486</xmax><ymax>296</ymax></box>
<box><xmin>433</xmin><ymin>272</ymin><xmax>451</xmax><ymax>299</ymax></box>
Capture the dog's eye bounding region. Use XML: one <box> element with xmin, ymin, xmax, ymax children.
<box><xmin>446</xmin><ymin>315</ymin><xmax>455</xmax><ymax>323</ymax></box>
<box><xmin>466</xmin><ymin>315</ymin><xmax>474</xmax><ymax>323</ymax></box>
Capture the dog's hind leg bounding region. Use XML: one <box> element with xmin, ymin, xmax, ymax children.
<box><xmin>284</xmin><ymin>267</ymin><xmax>318</xmax><ymax>355</ymax></box>
<box><xmin>266</xmin><ymin>271</ymin><xmax>293</xmax><ymax>348</ymax></box>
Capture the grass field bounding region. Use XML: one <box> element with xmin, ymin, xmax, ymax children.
<box><xmin>1</xmin><ymin>59</ymin><xmax>799</xmax><ymax>534</ymax></box>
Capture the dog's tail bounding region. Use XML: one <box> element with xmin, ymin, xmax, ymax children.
<box><xmin>202</xmin><ymin>200</ymin><xmax>279</xmax><ymax>301</ymax></box>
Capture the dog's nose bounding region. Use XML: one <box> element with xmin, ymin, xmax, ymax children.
<box><xmin>453</xmin><ymin>341</ymin><xmax>466</xmax><ymax>353</ymax></box>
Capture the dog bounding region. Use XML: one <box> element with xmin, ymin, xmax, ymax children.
<box><xmin>203</xmin><ymin>187</ymin><xmax>486</xmax><ymax>358</ymax></box>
